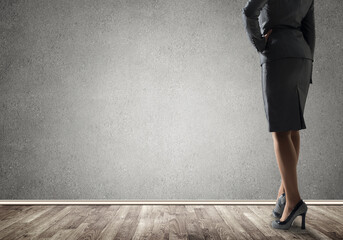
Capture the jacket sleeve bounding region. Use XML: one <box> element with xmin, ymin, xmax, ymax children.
<box><xmin>300</xmin><ymin>0</ymin><xmax>315</xmax><ymax>84</ymax></box>
<box><xmin>301</xmin><ymin>0</ymin><xmax>315</xmax><ymax>59</ymax></box>
<box><xmin>242</xmin><ymin>0</ymin><xmax>268</xmax><ymax>53</ymax></box>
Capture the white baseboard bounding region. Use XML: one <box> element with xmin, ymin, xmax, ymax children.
<box><xmin>0</xmin><ymin>200</ymin><xmax>342</xmax><ymax>205</ymax></box>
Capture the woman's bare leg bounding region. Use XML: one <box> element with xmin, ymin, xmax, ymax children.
<box><xmin>272</xmin><ymin>130</ymin><xmax>301</xmax><ymax>222</ymax></box>
<box><xmin>276</xmin><ymin>130</ymin><xmax>300</xmax><ymax>200</ymax></box>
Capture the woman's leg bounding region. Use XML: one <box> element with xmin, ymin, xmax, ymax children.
<box><xmin>272</xmin><ymin>130</ymin><xmax>301</xmax><ymax>222</ymax></box>
<box><xmin>276</xmin><ymin>130</ymin><xmax>300</xmax><ymax>200</ymax></box>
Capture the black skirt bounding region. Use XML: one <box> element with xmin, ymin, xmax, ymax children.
<box><xmin>261</xmin><ymin>58</ymin><xmax>312</xmax><ymax>132</ymax></box>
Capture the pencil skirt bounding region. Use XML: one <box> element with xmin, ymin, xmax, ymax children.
<box><xmin>261</xmin><ymin>58</ymin><xmax>312</xmax><ymax>132</ymax></box>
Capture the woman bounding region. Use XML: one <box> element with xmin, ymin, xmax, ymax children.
<box><xmin>242</xmin><ymin>0</ymin><xmax>315</xmax><ymax>230</ymax></box>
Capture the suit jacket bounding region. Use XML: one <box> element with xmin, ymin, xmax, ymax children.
<box><xmin>242</xmin><ymin>0</ymin><xmax>315</xmax><ymax>83</ymax></box>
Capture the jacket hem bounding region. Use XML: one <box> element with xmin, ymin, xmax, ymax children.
<box><xmin>259</xmin><ymin>57</ymin><xmax>314</xmax><ymax>67</ymax></box>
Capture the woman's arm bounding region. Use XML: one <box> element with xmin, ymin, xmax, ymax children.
<box><xmin>242</xmin><ymin>0</ymin><xmax>268</xmax><ymax>53</ymax></box>
<box><xmin>301</xmin><ymin>0</ymin><xmax>315</xmax><ymax>60</ymax></box>
<box><xmin>301</xmin><ymin>0</ymin><xmax>315</xmax><ymax>84</ymax></box>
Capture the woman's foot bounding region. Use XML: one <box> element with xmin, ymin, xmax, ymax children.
<box><xmin>277</xmin><ymin>191</ymin><xmax>285</xmax><ymax>201</ymax></box>
<box><xmin>271</xmin><ymin>199</ymin><xmax>307</xmax><ymax>230</ymax></box>
<box><xmin>279</xmin><ymin>197</ymin><xmax>301</xmax><ymax>222</ymax></box>
<box><xmin>273</xmin><ymin>192</ymin><xmax>286</xmax><ymax>218</ymax></box>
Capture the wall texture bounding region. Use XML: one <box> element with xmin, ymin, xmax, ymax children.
<box><xmin>0</xmin><ymin>0</ymin><xmax>342</xmax><ymax>200</ymax></box>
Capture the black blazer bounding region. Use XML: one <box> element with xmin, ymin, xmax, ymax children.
<box><xmin>242</xmin><ymin>0</ymin><xmax>315</xmax><ymax>83</ymax></box>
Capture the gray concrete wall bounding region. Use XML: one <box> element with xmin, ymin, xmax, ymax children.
<box><xmin>0</xmin><ymin>0</ymin><xmax>342</xmax><ymax>200</ymax></box>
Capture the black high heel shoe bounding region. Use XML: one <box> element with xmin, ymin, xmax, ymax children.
<box><xmin>271</xmin><ymin>199</ymin><xmax>308</xmax><ymax>230</ymax></box>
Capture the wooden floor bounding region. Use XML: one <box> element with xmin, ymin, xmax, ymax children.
<box><xmin>0</xmin><ymin>205</ymin><xmax>342</xmax><ymax>239</ymax></box>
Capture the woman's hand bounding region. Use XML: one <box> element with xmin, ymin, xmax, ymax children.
<box><xmin>264</xmin><ymin>29</ymin><xmax>273</xmax><ymax>42</ymax></box>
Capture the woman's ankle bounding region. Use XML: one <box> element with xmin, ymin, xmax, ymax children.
<box><xmin>277</xmin><ymin>189</ymin><xmax>285</xmax><ymax>197</ymax></box>
<box><xmin>277</xmin><ymin>192</ymin><xmax>284</xmax><ymax>199</ymax></box>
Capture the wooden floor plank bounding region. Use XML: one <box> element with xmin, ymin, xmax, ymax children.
<box><xmin>58</xmin><ymin>222</ymin><xmax>89</xmax><ymax>239</ymax></box>
<box><xmin>215</xmin><ymin>205</ymin><xmax>254</xmax><ymax>240</ymax></box>
<box><xmin>96</xmin><ymin>205</ymin><xmax>128</xmax><ymax>239</ymax></box>
<box><xmin>36</xmin><ymin>206</ymin><xmax>97</xmax><ymax>238</ymax></box>
<box><xmin>14</xmin><ymin>206</ymin><xmax>72</xmax><ymax>240</ymax></box>
<box><xmin>0</xmin><ymin>206</ymin><xmax>62</xmax><ymax>239</ymax></box>
<box><xmin>193</xmin><ymin>205</ymin><xmax>224</xmax><ymax>240</ymax></box>
<box><xmin>204</xmin><ymin>205</ymin><xmax>241</xmax><ymax>239</ymax></box>
<box><xmin>0</xmin><ymin>206</ymin><xmax>51</xmax><ymax>232</ymax></box>
<box><xmin>242</xmin><ymin>206</ymin><xmax>284</xmax><ymax>239</ymax></box>
<box><xmin>20</xmin><ymin>206</ymin><xmax>54</xmax><ymax>223</ymax></box>
<box><xmin>112</xmin><ymin>205</ymin><xmax>142</xmax><ymax>240</ymax></box>
<box><xmin>48</xmin><ymin>229</ymin><xmax>74</xmax><ymax>240</ymax></box>
<box><xmin>226</xmin><ymin>205</ymin><xmax>268</xmax><ymax>240</ymax></box>
<box><xmin>184</xmin><ymin>205</ymin><xmax>205</xmax><ymax>240</ymax></box>
<box><xmin>321</xmin><ymin>206</ymin><xmax>343</xmax><ymax>221</ymax></box>
<box><xmin>0</xmin><ymin>206</ymin><xmax>29</xmax><ymax>221</ymax></box>
<box><xmin>132</xmin><ymin>205</ymin><xmax>156</xmax><ymax>239</ymax></box>
<box><xmin>169</xmin><ymin>205</ymin><xmax>188</xmax><ymax>240</ymax></box>
<box><xmin>150</xmin><ymin>205</ymin><xmax>170</xmax><ymax>239</ymax></box>
<box><xmin>310</xmin><ymin>206</ymin><xmax>343</xmax><ymax>233</ymax></box>
<box><xmin>74</xmin><ymin>206</ymin><xmax>114</xmax><ymax>240</ymax></box>
<box><xmin>305</xmin><ymin>206</ymin><xmax>343</xmax><ymax>240</ymax></box>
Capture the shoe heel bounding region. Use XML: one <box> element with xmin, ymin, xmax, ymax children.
<box><xmin>301</xmin><ymin>212</ymin><xmax>306</xmax><ymax>229</ymax></box>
